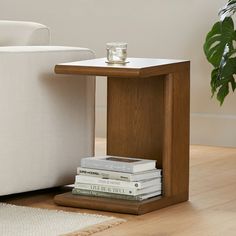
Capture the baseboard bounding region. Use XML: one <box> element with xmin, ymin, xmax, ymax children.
<box><xmin>191</xmin><ymin>113</ymin><xmax>236</xmax><ymax>147</ymax></box>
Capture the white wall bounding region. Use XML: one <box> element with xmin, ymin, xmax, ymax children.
<box><xmin>1</xmin><ymin>0</ymin><xmax>236</xmax><ymax>147</ymax></box>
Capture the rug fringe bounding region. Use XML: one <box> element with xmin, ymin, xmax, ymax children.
<box><xmin>62</xmin><ymin>218</ymin><xmax>126</xmax><ymax>236</ymax></box>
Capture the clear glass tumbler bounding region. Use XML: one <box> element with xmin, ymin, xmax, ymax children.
<box><xmin>106</xmin><ymin>42</ymin><xmax>128</xmax><ymax>64</ymax></box>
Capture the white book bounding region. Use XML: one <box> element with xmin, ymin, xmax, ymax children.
<box><xmin>81</xmin><ymin>156</ymin><xmax>156</xmax><ymax>173</ymax></box>
<box><xmin>77</xmin><ymin>167</ymin><xmax>162</xmax><ymax>181</ymax></box>
<box><xmin>74</xmin><ymin>182</ymin><xmax>162</xmax><ymax>196</ymax></box>
<box><xmin>72</xmin><ymin>188</ymin><xmax>162</xmax><ymax>201</ymax></box>
<box><xmin>75</xmin><ymin>175</ymin><xmax>161</xmax><ymax>189</ymax></box>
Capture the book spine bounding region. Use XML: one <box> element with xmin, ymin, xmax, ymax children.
<box><xmin>72</xmin><ymin>188</ymin><xmax>149</xmax><ymax>201</ymax></box>
<box><xmin>75</xmin><ymin>175</ymin><xmax>141</xmax><ymax>189</ymax></box>
<box><xmin>77</xmin><ymin>167</ymin><xmax>131</xmax><ymax>181</ymax></box>
<box><xmin>74</xmin><ymin>183</ymin><xmax>138</xmax><ymax>196</ymax></box>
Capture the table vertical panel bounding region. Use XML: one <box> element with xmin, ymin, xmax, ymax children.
<box><xmin>170</xmin><ymin>69</ymin><xmax>190</xmax><ymax>200</ymax></box>
<box><xmin>107</xmin><ymin>76</ymin><xmax>165</xmax><ymax>167</ymax></box>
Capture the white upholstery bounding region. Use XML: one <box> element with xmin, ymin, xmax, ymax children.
<box><xmin>0</xmin><ymin>21</ymin><xmax>50</xmax><ymax>46</ymax></box>
<box><xmin>0</xmin><ymin>22</ymin><xmax>95</xmax><ymax>196</ymax></box>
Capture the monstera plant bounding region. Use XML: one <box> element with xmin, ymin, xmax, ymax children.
<box><xmin>204</xmin><ymin>0</ymin><xmax>236</xmax><ymax>105</ymax></box>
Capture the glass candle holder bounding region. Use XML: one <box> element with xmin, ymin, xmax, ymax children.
<box><xmin>106</xmin><ymin>42</ymin><xmax>128</xmax><ymax>64</ymax></box>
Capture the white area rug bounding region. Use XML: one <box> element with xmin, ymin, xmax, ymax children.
<box><xmin>0</xmin><ymin>203</ymin><xmax>125</xmax><ymax>236</ymax></box>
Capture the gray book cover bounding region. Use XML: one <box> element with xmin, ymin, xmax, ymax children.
<box><xmin>81</xmin><ymin>156</ymin><xmax>156</xmax><ymax>173</ymax></box>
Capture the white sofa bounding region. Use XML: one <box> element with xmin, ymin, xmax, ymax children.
<box><xmin>0</xmin><ymin>21</ymin><xmax>95</xmax><ymax>196</ymax></box>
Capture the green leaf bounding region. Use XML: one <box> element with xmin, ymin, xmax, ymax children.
<box><xmin>217</xmin><ymin>83</ymin><xmax>229</xmax><ymax>105</ymax></box>
<box><xmin>204</xmin><ymin>17</ymin><xmax>236</xmax><ymax>67</ymax></box>
<box><xmin>204</xmin><ymin>15</ymin><xmax>236</xmax><ymax>105</ymax></box>
<box><xmin>210</xmin><ymin>68</ymin><xmax>220</xmax><ymax>96</ymax></box>
<box><xmin>219</xmin><ymin>0</ymin><xmax>236</xmax><ymax>20</ymax></box>
<box><xmin>221</xmin><ymin>58</ymin><xmax>236</xmax><ymax>78</ymax></box>
<box><xmin>230</xmin><ymin>77</ymin><xmax>236</xmax><ymax>91</ymax></box>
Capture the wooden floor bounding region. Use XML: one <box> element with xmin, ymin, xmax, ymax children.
<box><xmin>1</xmin><ymin>144</ymin><xmax>236</xmax><ymax>236</ymax></box>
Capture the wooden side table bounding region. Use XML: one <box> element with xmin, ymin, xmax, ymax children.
<box><xmin>54</xmin><ymin>58</ymin><xmax>190</xmax><ymax>215</ymax></box>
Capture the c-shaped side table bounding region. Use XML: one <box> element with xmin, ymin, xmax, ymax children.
<box><xmin>54</xmin><ymin>58</ymin><xmax>190</xmax><ymax>215</ymax></box>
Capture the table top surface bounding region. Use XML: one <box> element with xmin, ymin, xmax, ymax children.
<box><xmin>55</xmin><ymin>57</ymin><xmax>189</xmax><ymax>78</ymax></box>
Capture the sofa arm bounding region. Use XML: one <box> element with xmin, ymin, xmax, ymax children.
<box><xmin>0</xmin><ymin>46</ymin><xmax>95</xmax><ymax>67</ymax></box>
<box><xmin>0</xmin><ymin>46</ymin><xmax>96</xmax><ymax>195</ymax></box>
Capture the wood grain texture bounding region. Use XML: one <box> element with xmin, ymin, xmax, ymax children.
<box><xmin>54</xmin><ymin>192</ymin><xmax>188</xmax><ymax>215</ymax></box>
<box><xmin>54</xmin><ymin>58</ymin><xmax>190</xmax><ymax>214</ymax></box>
<box><xmin>107</xmin><ymin>75</ymin><xmax>164</xmax><ymax>165</ymax></box>
<box><xmin>171</xmin><ymin>69</ymin><xmax>190</xmax><ymax>200</ymax></box>
<box><xmin>54</xmin><ymin>192</ymin><xmax>160</xmax><ymax>215</ymax></box>
<box><xmin>165</xmin><ymin>69</ymin><xmax>190</xmax><ymax>201</ymax></box>
<box><xmin>2</xmin><ymin>144</ymin><xmax>236</xmax><ymax>236</ymax></box>
<box><xmin>55</xmin><ymin>58</ymin><xmax>189</xmax><ymax>78</ymax></box>
<box><xmin>162</xmin><ymin>75</ymin><xmax>174</xmax><ymax>197</ymax></box>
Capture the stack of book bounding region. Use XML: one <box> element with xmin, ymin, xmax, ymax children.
<box><xmin>72</xmin><ymin>156</ymin><xmax>162</xmax><ymax>201</ymax></box>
